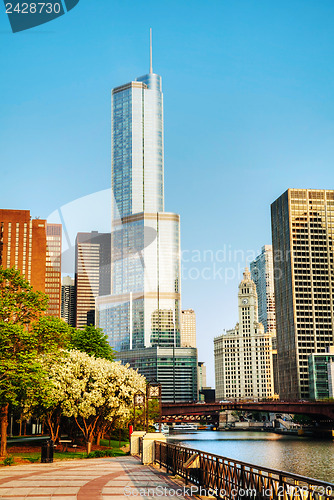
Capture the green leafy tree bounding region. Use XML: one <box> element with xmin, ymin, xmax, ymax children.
<box><xmin>0</xmin><ymin>267</ymin><xmax>48</xmax><ymax>325</ymax></box>
<box><xmin>292</xmin><ymin>414</ymin><xmax>312</xmax><ymax>425</ymax></box>
<box><xmin>31</xmin><ymin>316</ymin><xmax>73</xmax><ymax>353</ymax></box>
<box><xmin>0</xmin><ymin>322</ymin><xmax>50</xmax><ymax>457</ymax></box>
<box><xmin>70</xmin><ymin>325</ymin><xmax>115</xmax><ymax>361</ymax></box>
<box><xmin>0</xmin><ymin>267</ymin><xmax>59</xmax><ymax>457</ymax></box>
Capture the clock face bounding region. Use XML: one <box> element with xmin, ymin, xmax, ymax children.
<box><xmin>242</xmin><ymin>298</ymin><xmax>249</xmax><ymax>305</ymax></box>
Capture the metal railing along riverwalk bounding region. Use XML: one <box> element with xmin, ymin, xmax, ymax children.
<box><xmin>154</xmin><ymin>441</ymin><xmax>334</xmax><ymax>500</ymax></box>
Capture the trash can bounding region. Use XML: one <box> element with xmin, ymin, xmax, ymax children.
<box><xmin>41</xmin><ymin>439</ymin><xmax>54</xmax><ymax>463</ymax></box>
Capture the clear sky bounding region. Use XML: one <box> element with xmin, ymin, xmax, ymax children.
<box><xmin>1</xmin><ymin>0</ymin><xmax>334</xmax><ymax>386</ymax></box>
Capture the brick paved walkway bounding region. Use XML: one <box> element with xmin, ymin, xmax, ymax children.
<box><xmin>0</xmin><ymin>456</ymin><xmax>190</xmax><ymax>500</ymax></box>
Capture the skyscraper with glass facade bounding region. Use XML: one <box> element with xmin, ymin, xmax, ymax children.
<box><xmin>250</xmin><ymin>246</ymin><xmax>276</xmax><ymax>335</ymax></box>
<box><xmin>250</xmin><ymin>245</ymin><xmax>279</xmax><ymax>395</ymax></box>
<box><xmin>95</xmin><ymin>37</ymin><xmax>197</xmax><ymax>401</ymax></box>
<box><xmin>271</xmin><ymin>189</ymin><xmax>334</xmax><ymax>399</ymax></box>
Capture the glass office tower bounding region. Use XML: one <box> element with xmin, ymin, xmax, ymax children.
<box><xmin>112</xmin><ymin>73</ymin><xmax>164</xmax><ymax>219</ymax></box>
<box><xmin>250</xmin><ymin>245</ymin><xmax>279</xmax><ymax>395</ymax></box>
<box><xmin>96</xmin><ymin>42</ymin><xmax>197</xmax><ymax>400</ymax></box>
<box><xmin>271</xmin><ymin>189</ymin><xmax>334</xmax><ymax>399</ymax></box>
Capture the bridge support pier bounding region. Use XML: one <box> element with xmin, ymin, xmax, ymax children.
<box><xmin>219</xmin><ymin>410</ymin><xmax>237</xmax><ymax>429</ymax></box>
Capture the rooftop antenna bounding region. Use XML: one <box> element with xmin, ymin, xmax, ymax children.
<box><xmin>150</xmin><ymin>28</ymin><xmax>153</xmax><ymax>74</ymax></box>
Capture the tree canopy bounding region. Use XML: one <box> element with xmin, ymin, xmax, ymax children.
<box><xmin>0</xmin><ymin>266</ymin><xmax>128</xmax><ymax>457</ymax></box>
<box><xmin>31</xmin><ymin>316</ymin><xmax>72</xmax><ymax>353</ymax></box>
<box><xmin>70</xmin><ymin>325</ymin><xmax>115</xmax><ymax>361</ymax></box>
<box><xmin>40</xmin><ymin>350</ymin><xmax>145</xmax><ymax>450</ymax></box>
<box><xmin>0</xmin><ymin>321</ymin><xmax>51</xmax><ymax>457</ymax></box>
<box><xmin>0</xmin><ymin>267</ymin><xmax>48</xmax><ymax>324</ymax></box>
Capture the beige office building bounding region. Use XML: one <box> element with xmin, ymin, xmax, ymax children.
<box><xmin>271</xmin><ymin>189</ymin><xmax>334</xmax><ymax>399</ymax></box>
<box><xmin>198</xmin><ymin>361</ymin><xmax>207</xmax><ymax>393</ymax></box>
<box><xmin>75</xmin><ymin>231</ymin><xmax>111</xmax><ymax>328</ymax></box>
<box><xmin>181</xmin><ymin>309</ymin><xmax>196</xmax><ymax>347</ymax></box>
<box><xmin>45</xmin><ymin>224</ymin><xmax>62</xmax><ymax>318</ymax></box>
<box><xmin>214</xmin><ymin>268</ymin><xmax>274</xmax><ymax>400</ymax></box>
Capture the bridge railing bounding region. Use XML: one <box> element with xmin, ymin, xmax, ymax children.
<box><xmin>154</xmin><ymin>441</ymin><xmax>334</xmax><ymax>500</ymax></box>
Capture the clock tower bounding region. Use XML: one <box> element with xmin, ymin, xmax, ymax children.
<box><xmin>238</xmin><ymin>267</ymin><xmax>260</xmax><ymax>331</ymax></box>
<box><xmin>214</xmin><ymin>267</ymin><xmax>274</xmax><ymax>400</ymax></box>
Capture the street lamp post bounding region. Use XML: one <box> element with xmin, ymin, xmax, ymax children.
<box><xmin>146</xmin><ymin>380</ymin><xmax>162</xmax><ymax>432</ymax></box>
<box><xmin>133</xmin><ymin>390</ymin><xmax>145</xmax><ymax>431</ymax></box>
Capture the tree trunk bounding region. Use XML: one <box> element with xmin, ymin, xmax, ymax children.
<box><xmin>46</xmin><ymin>413</ymin><xmax>61</xmax><ymax>443</ymax></box>
<box><xmin>86</xmin><ymin>441</ymin><xmax>92</xmax><ymax>454</ymax></box>
<box><xmin>95</xmin><ymin>431</ymin><xmax>102</xmax><ymax>446</ymax></box>
<box><xmin>0</xmin><ymin>405</ymin><xmax>9</xmax><ymax>458</ymax></box>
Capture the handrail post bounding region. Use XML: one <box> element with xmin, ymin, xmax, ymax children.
<box><xmin>215</xmin><ymin>457</ymin><xmax>219</xmax><ymax>493</ymax></box>
<box><xmin>240</xmin><ymin>464</ymin><xmax>245</xmax><ymax>490</ymax></box>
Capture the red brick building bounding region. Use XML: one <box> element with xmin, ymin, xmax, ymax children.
<box><xmin>0</xmin><ymin>210</ymin><xmax>61</xmax><ymax>317</ymax></box>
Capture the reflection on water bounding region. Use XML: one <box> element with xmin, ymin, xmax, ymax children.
<box><xmin>168</xmin><ymin>431</ymin><xmax>334</xmax><ymax>483</ymax></box>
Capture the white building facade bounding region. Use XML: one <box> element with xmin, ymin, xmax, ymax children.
<box><xmin>214</xmin><ymin>268</ymin><xmax>274</xmax><ymax>400</ymax></box>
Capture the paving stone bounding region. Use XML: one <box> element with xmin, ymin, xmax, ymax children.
<box><xmin>104</xmin><ymin>486</ymin><xmax>134</xmax><ymax>494</ymax></box>
<box><xmin>0</xmin><ymin>456</ymin><xmax>190</xmax><ymax>500</ymax></box>
<box><xmin>0</xmin><ymin>487</ymin><xmax>34</xmax><ymax>494</ymax></box>
<box><xmin>24</xmin><ymin>497</ymin><xmax>52</xmax><ymax>500</ymax></box>
<box><xmin>54</xmin><ymin>487</ymin><xmax>81</xmax><ymax>494</ymax></box>
<box><xmin>0</xmin><ymin>497</ymin><xmax>26</xmax><ymax>500</ymax></box>
<box><xmin>29</xmin><ymin>487</ymin><xmax>58</xmax><ymax>494</ymax></box>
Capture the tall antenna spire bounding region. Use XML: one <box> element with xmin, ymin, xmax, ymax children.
<box><xmin>150</xmin><ymin>28</ymin><xmax>153</xmax><ymax>74</ymax></box>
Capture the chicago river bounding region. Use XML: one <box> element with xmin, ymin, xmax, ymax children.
<box><xmin>168</xmin><ymin>431</ymin><xmax>334</xmax><ymax>483</ymax></box>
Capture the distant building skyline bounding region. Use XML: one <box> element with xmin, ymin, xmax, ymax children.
<box><xmin>4</xmin><ymin>2</ymin><xmax>334</xmax><ymax>388</ymax></box>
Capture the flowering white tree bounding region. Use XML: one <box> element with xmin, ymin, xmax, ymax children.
<box><xmin>41</xmin><ymin>350</ymin><xmax>146</xmax><ymax>451</ymax></box>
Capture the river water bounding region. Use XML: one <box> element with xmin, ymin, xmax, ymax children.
<box><xmin>167</xmin><ymin>430</ymin><xmax>334</xmax><ymax>483</ymax></box>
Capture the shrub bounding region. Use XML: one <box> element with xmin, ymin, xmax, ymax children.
<box><xmin>2</xmin><ymin>456</ymin><xmax>14</xmax><ymax>466</ymax></box>
<box><xmin>86</xmin><ymin>449</ymin><xmax>118</xmax><ymax>459</ymax></box>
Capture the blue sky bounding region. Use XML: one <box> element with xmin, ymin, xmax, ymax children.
<box><xmin>1</xmin><ymin>0</ymin><xmax>334</xmax><ymax>385</ymax></box>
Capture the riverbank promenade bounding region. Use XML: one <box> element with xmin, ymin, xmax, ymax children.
<box><xmin>0</xmin><ymin>456</ymin><xmax>190</xmax><ymax>500</ymax></box>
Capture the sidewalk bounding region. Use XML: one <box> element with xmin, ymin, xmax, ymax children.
<box><xmin>0</xmin><ymin>456</ymin><xmax>190</xmax><ymax>500</ymax></box>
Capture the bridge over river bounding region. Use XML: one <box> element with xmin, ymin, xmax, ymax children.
<box><xmin>161</xmin><ymin>401</ymin><xmax>334</xmax><ymax>423</ymax></box>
